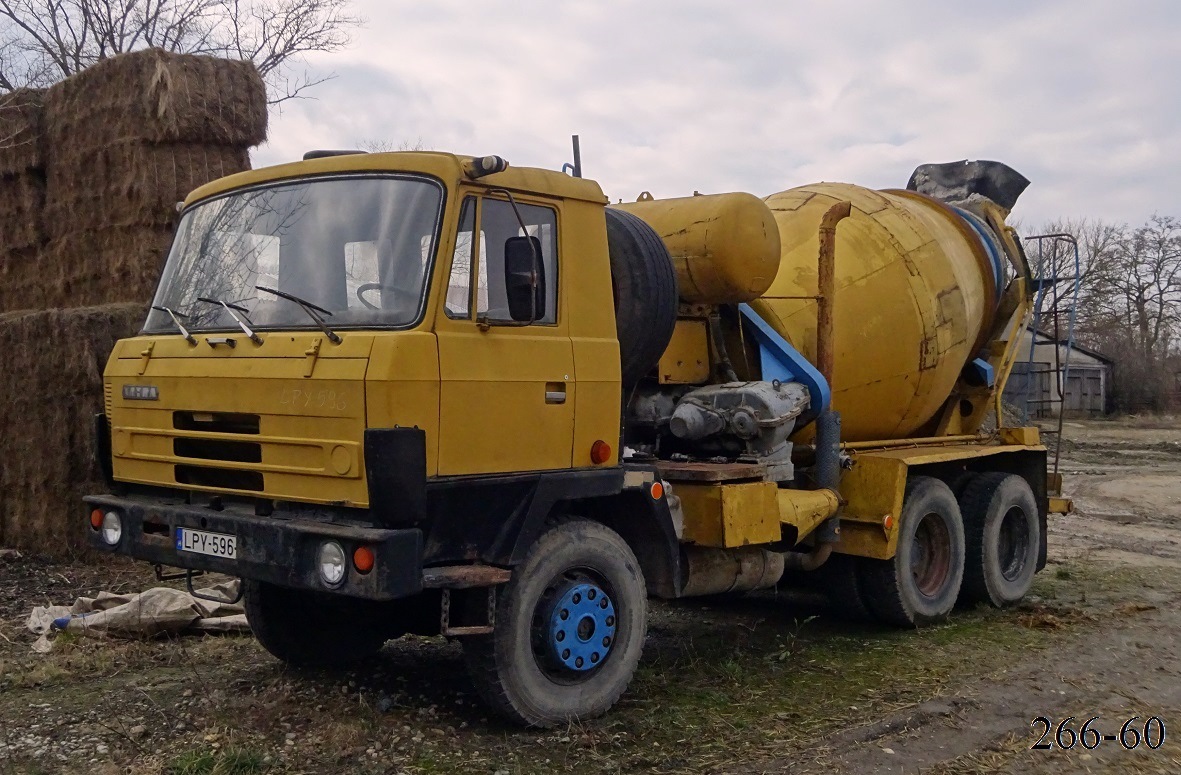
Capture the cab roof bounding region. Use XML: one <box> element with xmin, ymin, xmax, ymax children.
<box><xmin>184</xmin><ymin>151</ymin><xmax>609</xmax><ymax>207</ymax></box>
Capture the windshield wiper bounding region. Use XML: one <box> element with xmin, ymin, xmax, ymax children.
<box><xmin>196</xmin><ymin>297</ymin><xmax>263</xmax><ymax>345</ymax></box>
<box><xmin>255</xmin><ymin>285</ymin><xmax>342</xmax><ymax>344</ymax></box>
<box><xmin>151</xmin><ymin>305</ymin><xmax>197</xmax><ymax>345</ymax></box>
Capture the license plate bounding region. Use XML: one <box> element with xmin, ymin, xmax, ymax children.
<box><xmin>176</xmin><ymin>528</ymin><xmax>237</xmax><ymax>559</ymax></box>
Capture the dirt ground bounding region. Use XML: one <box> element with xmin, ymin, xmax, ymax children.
<box><xmin>2</xmin><ymin>417</ymin><xmax>1180</xmax><ymax>775</ymax></box>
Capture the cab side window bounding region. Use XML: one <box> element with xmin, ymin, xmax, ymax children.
<box><xmin>478</xmin><ymin>199</ymin><xmax>558</xmax><ymax>324</ymax></box>
<box><xmin>445</xmin><ymin>198</ymin><xmax>477</xmax><ymax>319</ymax></box>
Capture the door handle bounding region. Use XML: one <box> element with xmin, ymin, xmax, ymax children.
<box><xmin>545</xmin><ymin>383</ymin><xmax>567</xmax><ymax>404</ymax></box>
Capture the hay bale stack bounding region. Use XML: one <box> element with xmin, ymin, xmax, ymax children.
<box><xmin>41</xmin><ymin>48</ymin><xmax>264</xmax><ymax>309</ymax></box>
<box><xmin>0</xmin><ymin>88</ymin><xmax>49</xmax><ymax>313</ymax></box>
<box><xmin>44</xmin><ymin>142</ymin><xmax>250</xmax><ymax>229</ymax></box>
<box><xmin>45</xmin><ymin>227</ymin><xmax>177</xmax><ymax>307</ymax></box>
<box><xmin>44</xmin><ymin>50</ymin><xmax>266</xmax><ymax>149</ymax></box>
<box><xmin>0</xmin><ymin>303</ymin><xmax>145</xmax><ymax>554</ymax></box>
<box><xmin>0</xmin><ymin>88</ymin><xmax>45</xmax><ymax>174</ymax></box>
<box><xmin>0</xmin><ymin>248</ymin><xmax>48</xmax><ymax>310</ymax></box>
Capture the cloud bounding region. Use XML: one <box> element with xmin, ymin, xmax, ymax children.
<box><xmin>253</xmin><ymin>0</ymin><xmax>1180</xmax><ymax>228</ymax></box>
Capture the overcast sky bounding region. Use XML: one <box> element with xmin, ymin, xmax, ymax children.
<box><xmin>254</xmin><ymin>1</ymin><xmax>1178</xmax><ymax>228</ymax></box>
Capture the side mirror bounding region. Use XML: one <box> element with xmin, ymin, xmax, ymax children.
<box><xmin>504</xmin><ymin>235</ymin><xmax>545</xmax><ymax>322</ymax></box>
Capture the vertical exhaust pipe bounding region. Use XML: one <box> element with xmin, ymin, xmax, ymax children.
<box><xmin>785</xmin><ymin>201</ymin><xmax>851</xmax><ymax>572</ymax></box>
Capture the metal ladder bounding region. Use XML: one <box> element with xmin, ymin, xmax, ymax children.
<box><xmin>1020</xmin><ymin>233</ymin><xmax>1082</xmax><ymax>481</ymax></box>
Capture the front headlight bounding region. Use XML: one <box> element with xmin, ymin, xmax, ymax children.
<box><xmin>317</xmin><ymin>541</ymin><xmax>346</xmax><ymax>586</ymax></box>
<box><xmin>101</xmin><ymin>511</ymin><xmax>123</xmax><ymax>546</ymax></box>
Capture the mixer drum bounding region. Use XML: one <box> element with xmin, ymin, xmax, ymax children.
<box><xmin>751</xmin><ymin>182</ymin><xmax>1006</xmax><ymax>441</ymax></box>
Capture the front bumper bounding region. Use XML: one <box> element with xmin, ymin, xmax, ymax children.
<box><xmin>83</xmin><ymin>494</ymin><xmax>423</xmax><ymax>601</ymax></box>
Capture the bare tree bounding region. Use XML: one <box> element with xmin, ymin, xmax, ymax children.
<box><xmin>1023</xmin><ymin>217</ymin><xmax>1123</xmax><ymax>325</ymax></box>
<box><xmin>1092</xmin><ymin>215</ymin><xmax>1181</xmax><ymax>362</ymax></box>
<box><xmin>357</xmin><ymin>138</ymin><xmax>430</xmax><ymax>153</ymax></box>
<box><xmin>0</xmin><ymin>0</ymin><xmax>361</xmax><ymax>102</ymax></box>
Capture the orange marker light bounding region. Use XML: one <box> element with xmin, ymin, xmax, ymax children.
<box><xmin>650</xmin><ymin>481</ymin><xmax>664</xmax><ymax>500</ymax></box>
<box><xmin>90</xmin><ymin>509</ymin><xmax>104</xmax><ymax>530</ymax></box>
<box><xmin>353</xmin><ymin>546</ymin><xmax>375</xmax><ymax>574</ymax></box>
<box><xmin>883</xmin><ymin>515</ymin><xmax>895</xmax><ymax>531</ymax></box>
<box><xmin>590</xmin><ymin>440</ymin><xmax>612</xmax><ymax>465</ymax></box>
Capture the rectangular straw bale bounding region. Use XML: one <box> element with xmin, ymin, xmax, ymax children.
<box><xmin>44</xmin><ymin>226</ymin><xmax>175</xmax><ymax>308</ymax></box>
<box><xmin>0</xmin><ymin>170</ymin><xmax>46</xmax><ymax>250</ymax></box>
<box><xmin>0</xmin><ymin>88</ymin><xmax>45</xmax><ymax>174</ymax></box>
<box><xmin>0</xmin><ymin>303</ymin><xmax>146</xmax><ymax>554</ymax></box>
<box><xmin>0</xmin><ymin>246</ymin><xmax>48</xmax><ymax>313</ymax></box>
<box><xmin>44</xmin><ymin>142</ymin><xmax>249</xmax><ymax>236</ymax></box>
<box><xmin>44</xmin><ymin>49</ymin><xmax>267</xmax><ymax>153</ymax></box>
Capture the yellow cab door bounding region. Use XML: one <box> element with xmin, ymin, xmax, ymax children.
<box><xmin>435</xmin><ymin>193</ymin><xmax>575</xmax><ymax>475</ymax></box>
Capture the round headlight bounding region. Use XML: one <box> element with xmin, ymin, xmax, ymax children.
<box><xmin>101</xmin><ymin>511</ymin><xmax>123</xmax><ymax>546</ymax></box>
<box><xmin>317</xmin><ymin>541</ymin><xmax>346</xmax><ymax>586</ymax></box>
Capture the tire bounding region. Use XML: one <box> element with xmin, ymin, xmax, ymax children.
<box><xmin>604</xmin><ymin>207</ymin><xmax>678</xmax><ymax>386</ymax></box>
<box><xmin>809</xmin><ymin>553</ymin><xmax>873</xmax><ymax>622</ymax></box>
<box><xmin>243</xmin><ymin>580</ymin><xmax>391</xmax><ymax>668</ymax></box>
<box><xmin>858</xmin><ymin>476</ymin><xmax>966</xmax><ymax>627</ymax></box>
<box><xmin>462</xmin><ymin>519</ymin><xmax>647</xmax><ymax>727</ymax></box>
<box><xmin>959</xmin><ymin>473</ymin><xmax>1040</xmax><ymax>607</ymax></box>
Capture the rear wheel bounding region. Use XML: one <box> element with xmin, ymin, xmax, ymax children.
<box><xmin>462</xmin><ymin>519</ymin><xmax>647</xmax><ymax>727</ymax></box>
<box><xmin>243</xmin><ymin>580</ymin><xmax>391</xmax><ymax>667</ymax></box>
<box><xmin>959</xmin><ymin>473</ymin><xmax>1040</xmax><ymax>607</ymax></box>
<box><xmin>859</xmin><ymin>476</ymin><xmax>965</xmax><ymax>627</ymax></box>
<box><xmin>807</xmin><ymin>553</ymin><xmax>873</xmax><ymax>622</ymax></box>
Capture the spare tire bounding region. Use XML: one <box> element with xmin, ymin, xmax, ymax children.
<box><xmin>605</xmin><ymin>208</ymin><xmax>678</xmax><ymax>386</ymax></box>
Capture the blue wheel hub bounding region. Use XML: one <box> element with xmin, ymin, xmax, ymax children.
<box><xmin>546</xmin><ymin>582</ymin><xmax>616</xmax><ymax>672</ymax></box>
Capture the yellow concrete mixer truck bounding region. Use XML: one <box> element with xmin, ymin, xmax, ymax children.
<box><xmin>84</xmin><ymin>149</ymin><xmax>1072</xmax><ymax>726</ymax></box>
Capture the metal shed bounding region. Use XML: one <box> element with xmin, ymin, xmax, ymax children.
<box><xmin>1004</xmin><ymin>327</ymin><xmax>1112</xmax><ymax>417</ymax></box>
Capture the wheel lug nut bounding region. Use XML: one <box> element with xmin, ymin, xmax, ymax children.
<box><xmin>575</xmin><ymin>657</ymin><xmax>584</xmax><ymax>668</ymax></box>
<box><xmin>591</xmin><ymin>653</ymin><xmax>599</xmax><ymax>663</ymax></box>
<box><xmin>560</xmin><ymin>609</ymin><xmax>568</xmax><ymax>620</ymax></box>
<box><xmin>600</xmin><ymin>599</ymin><xmax>608</xmax><ymax>609</ymax></box>
<box><xmin>562</xmin><ymin>649</ymin><xmax>570</xmax><ymax>659</ymax></box>
<box><xmin>572</xmin><ymin>593</ymin><xmax>581</xmax><ymax>604</ymax></box>
<box><xmin>602</xmin><ymin>636</ymin><xmax>611</xmax><ymax>647</ymax></box>
<box><xmin>606</xmin><ymin>616</ymin><xmax>615</xmax><ymax>626</ymax></box>
<box><xmin>556</xmin><ymin>631</ymin><xmax>565</xmax><ymax>642</ymax></box>
<box><xmin>587</xmin><ymin>589</ymin><xmax>596</xmax><ymax>600</ymax></box>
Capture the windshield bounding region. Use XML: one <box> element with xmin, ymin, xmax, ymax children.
<box><xmin>145</xmin><ymin>175</ymin><xmax>444</xmax><ymax>334</ymax></box>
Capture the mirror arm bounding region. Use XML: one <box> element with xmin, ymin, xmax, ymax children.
<box><xmin>486</xmin><ymin>187</ymin><xmax>543</xmax><ymax>325</ymax></box>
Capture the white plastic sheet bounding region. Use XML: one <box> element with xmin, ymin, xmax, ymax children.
<box><xmin>27</xmin><ymin>579</ymin><xmax>249</xmax><ymax>652</ymax></box>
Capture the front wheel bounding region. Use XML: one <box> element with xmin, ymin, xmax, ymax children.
<box><xmin>462</xmin><ymin>519</ymin><xmax>647</xmax><ymax>727</ymax></box>
<box><xmin>243</xmin><ymin>580</ymin><xmax>391</xmax><ymax>667</ymax></box>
